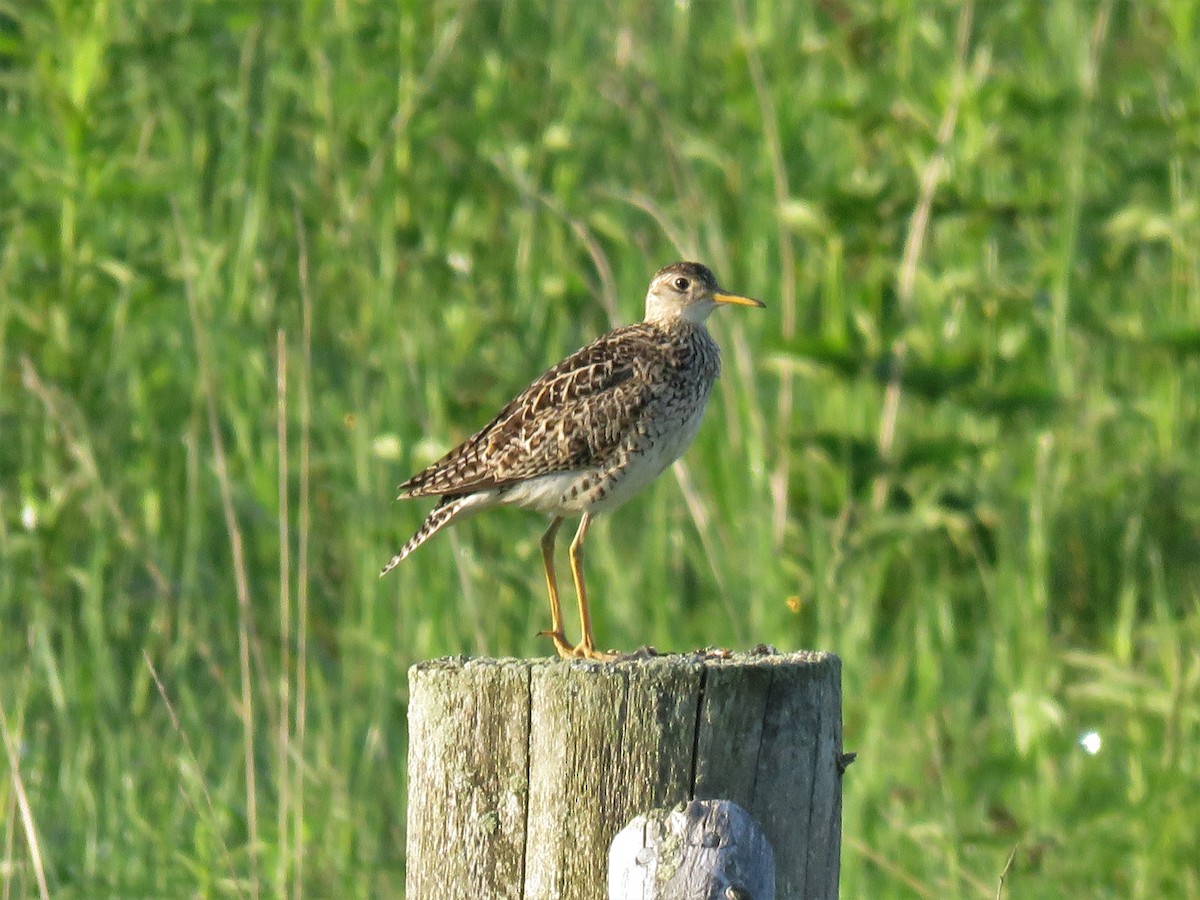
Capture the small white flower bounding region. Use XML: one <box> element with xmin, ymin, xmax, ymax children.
<box><xmin>1079</xmin><ymin>730</ymin><xmax>1102</xmax><ymax>755</ymax></box>
<box><xmin>21</xmin><ymin>502</ymin><xmax>37</xmax><ymax>531</ymax></box>
<box><xmin>371</xmin><ymin>434</ymin><xmax>403</xmax><ymax>461</ymax></box>
<box><xmin>447</xmin><ymin>252</ymin><xmax>473</xmax><ymax>276</ymax></box>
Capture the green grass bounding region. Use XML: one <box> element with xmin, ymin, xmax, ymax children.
<box><xmin>3</xmin><ymin>0</ymin><xmax>1199</xmax><ymax>896</ymax></box>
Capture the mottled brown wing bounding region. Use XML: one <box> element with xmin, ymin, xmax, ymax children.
<box><xmin>398</xmin><ymin>323</ymin><xmax>662</xmax><ymax>498</ymax></box>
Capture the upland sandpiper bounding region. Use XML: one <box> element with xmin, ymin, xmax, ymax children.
<box><xmin>381</xmin><ymin>261</ymin><xmax>763</xmax><ymax>660</ymax></box>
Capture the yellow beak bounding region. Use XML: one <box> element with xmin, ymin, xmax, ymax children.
<box><xmin>714</xmin><ymin>291</ymin><xmax>765</xmax><ymax>309</ymax></box>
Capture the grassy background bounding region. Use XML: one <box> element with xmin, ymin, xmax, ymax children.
<box><xmin>3</xmin><ymin>0</ymin><xmax>1199</xmax><ymax>896</ymax></box>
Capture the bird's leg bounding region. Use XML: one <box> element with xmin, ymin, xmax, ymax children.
<box><xmin>568</xmin><ymin>513</ymin><xmax>615</xmax><ymax>661</ymax></box>
<box><xmin>537</xmin><ymin>516</ymin><xmax>574</xmax><ymax>658</ymax></box>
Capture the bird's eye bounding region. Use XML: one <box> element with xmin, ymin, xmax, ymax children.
<box><xmin>673</xmin><ymin>277</ymin><xmax>690</xmax><ymax>291</ymax></box>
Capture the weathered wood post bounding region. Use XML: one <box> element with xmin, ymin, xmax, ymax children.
<box><xmin>405</xmin><ymin>651</ymin><xmax>843</xmax><ymax>899</ymax></box>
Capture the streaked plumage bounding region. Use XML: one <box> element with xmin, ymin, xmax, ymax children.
<box><xmin>382</xmin><ymin>261</ymin><xmax>763</xmax><ymax>659</ymax></box>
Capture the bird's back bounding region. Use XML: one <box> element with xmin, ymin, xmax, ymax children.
<box><xmin>397</xmin><ymin>319</ymin><xmax>720</xmax><ymax>503</ymax></box>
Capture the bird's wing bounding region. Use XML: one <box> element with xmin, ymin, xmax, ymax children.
<box><xmin>398</xmin><ymin>323</ymin><xmax>662</xmax><ymax>498</ymax></box>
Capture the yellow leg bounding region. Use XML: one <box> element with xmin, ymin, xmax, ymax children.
<box><xmin>538</xmin><ymin>517</ymin><xmax>574</xmax><ymax>658</ymax></box>
<box><xmin>568</xmin><ymin>513</ymin><xmax>615</xmax><ymax>661</ymax></box>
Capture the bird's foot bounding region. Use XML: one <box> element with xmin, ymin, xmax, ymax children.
<box><xmin>538</xmin><ymin>629</ymin><xmax>618</xmax><ymax>661</ymax></box>
<box><xmin>571</xmin><ymin>640</ymin><xmax>616</xmax><ymax>662</ymax></box>
<box><xmin>537</xmin><ymin>629</ymin><xmax>576</xmax><ymax>659</ymax></box>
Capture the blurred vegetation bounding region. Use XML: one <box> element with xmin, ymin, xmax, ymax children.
<box><xmin>2</xmin><ymin>0</ymin><xmax>1198</xmax><ymax>896</ymax></box>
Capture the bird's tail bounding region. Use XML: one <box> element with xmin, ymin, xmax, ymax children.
<box><xmin>379</xmin><ymin>494</ymin><xmax>486</xmax><ymax>577</ymax></box>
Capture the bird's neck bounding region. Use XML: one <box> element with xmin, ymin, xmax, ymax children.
<box><xmin>643</xmin><ymin>307</ymin><xmax>713</xmax><ymax>328</ymax></box>
<box><xmin>645</xmin><ymin>317</ymin><xmax>721</xmax><ymax>370</ymax></box>
<box><xmin>643</xmin><ymin>314</ymin><xmax>708</xmax><ymax>340</ymax></box>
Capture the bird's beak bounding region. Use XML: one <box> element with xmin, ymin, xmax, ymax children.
<box><xmin>713</xmin><ymin>291</ymin><xmax>765</xmax><ymax>309</ymax></box>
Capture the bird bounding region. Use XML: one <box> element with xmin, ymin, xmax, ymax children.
<box><xmin>381</xmin><ymin>261</ymin><xmax>764</xmax><ymax>660</ymax></box>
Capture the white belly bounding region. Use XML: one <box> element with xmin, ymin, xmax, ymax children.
<box><xmin>592</xmin><ymin>402</ymin><xmax>707</xmax><ymax>510</ymax></box>
<box><xmin>499</xmin><ymin>470</ymin><xmax>595</xmax><ymax>515</ymax></box>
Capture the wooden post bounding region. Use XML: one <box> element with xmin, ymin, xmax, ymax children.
<box><xmin>405</xmin><ymin>651</ymin><xmax>843</xmax><ymax>900</ymax></box>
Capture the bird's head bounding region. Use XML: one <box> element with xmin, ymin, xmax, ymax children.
<box><xmin>643</xmin><ymin>261</ymin><xmax>764</xmax><ymax>324</ymax></box>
